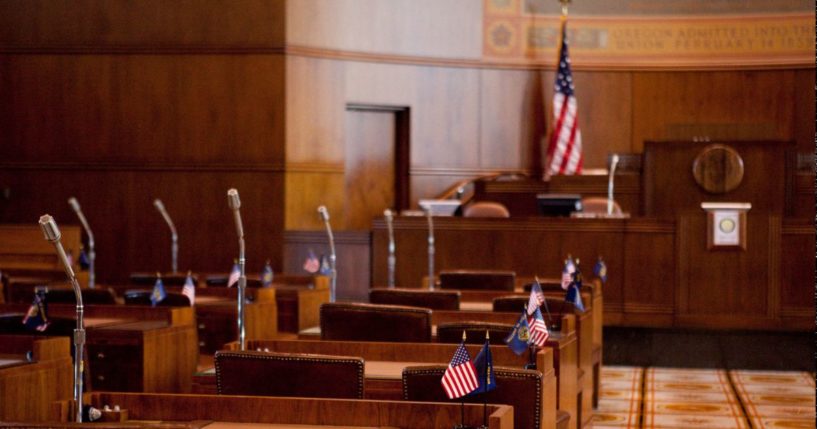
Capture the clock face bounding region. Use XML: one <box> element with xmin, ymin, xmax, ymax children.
<box><xmin>718</xmin><ymin>218</ymin><xmax>736</xmax><ymax>233</ymax></box>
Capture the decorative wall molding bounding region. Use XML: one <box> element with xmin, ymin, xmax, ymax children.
<box><xmin>0</xmin><ymin>161</ymin><xmax>286</xmax><ymax>172</ymax></box>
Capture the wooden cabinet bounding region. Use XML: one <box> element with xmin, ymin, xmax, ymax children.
<box><xmin>87</xmin><ymin>321</ymin><xmax>197</xmax><ymax>393</ymax></box>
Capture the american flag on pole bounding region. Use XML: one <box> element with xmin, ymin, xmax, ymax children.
<box><xmin>561</xmin><ymin>257</ymin><xmax>576</xmax><ymax>290</ymax></box>
<box><xmin>181</xmin><ymin>272</ymin><xmax>195</xmax><ymax>305</ymax></box>
<box><xmin>546</xmin><ymin>18</ymin><xmax>583</xmax><ymax>176</ymax></box>
<box><xmin>527</xmin><ymin>280</ymin><xmax>545</xmax><ymax>315</ymax></box>
<box><xmin>227</xmin><ymin>262</ymin><xmax>240</xmax><ymax>288</ymax></box>
<box><xmin>440</xmin><ymin>342</ymin><xmax>479</xmax><ymax>399</ymax></box>
<box><xmin>527</xmin><ymin>306</ymin><xmax>549</xmax><ymax>347</ymax></box>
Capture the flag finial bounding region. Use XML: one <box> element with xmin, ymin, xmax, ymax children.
<box><xmin>462</xmin><ymin>330</ymin><xmax>467</xmax><ymax>342</ymax></box>
<box><xmin>559</xmin><ymin>0</ymin><xmax>571</xmax><ymax>16</ymax></box>
<box><xmin>485</xmin><ymin>329</ymin><xmax>490</xmax><ymax>340</ymax></box>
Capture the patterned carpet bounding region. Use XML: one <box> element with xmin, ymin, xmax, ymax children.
<box><xmin>593</xmin><ymin>366</ymin><xmax>815</xmax><ymax>429</ymax></box>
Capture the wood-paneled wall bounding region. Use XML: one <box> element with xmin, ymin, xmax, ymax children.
<box><xmin>0</xmin><ymin>0</ymin><xmax>812</xmax><ymax>292</ymax></box>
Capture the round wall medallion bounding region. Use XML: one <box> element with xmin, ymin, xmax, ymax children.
<box><xmin>692</xmin><ymin>144</ymin><xmax>744</xmax><ymax>193</ymax></box>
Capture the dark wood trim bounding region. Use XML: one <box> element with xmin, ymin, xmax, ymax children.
<box><xmin>283</xmin><ymin>230</ymin><xmax>372</xmax><ymax>245</ymax></box>
<box><xmin>767</xmin><ymin>216</ymin><xmax>782</xmax><ymax>319</ymax></box>
<box><xmin>410</xmin><ymin>167</ymin><xmax>534</xmax><ymax>176</ymax></box>
<box><xmin>0</xmin><ymin>161</ymin><xmax>286</xmax><ymax>172</ymax></box>
<box><xmin>1</xmin><ymin>43</ymin><xmax>811</xmax><ymax>72</ymax></box>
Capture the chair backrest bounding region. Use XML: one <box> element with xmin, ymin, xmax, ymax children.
<box><xmin>320</xmin><ymin>302</ymin><xmax>432</xmax><ymax>343</ymax></box>
<box><xmin>436</xmin><ymin>321</ymin><xmax>514</xmax><ymax>345</ymax></box>
<box><xmin>403</xmin><ymin>365</ymin><xmax>543</xmax><ymax>429</ymax></box>
<box><xmin>369</xmin><ymin>288</ymin><xmax>460</xmax><ymax>310</ymax></box>
<box><xmin>129</xmin><ymin>272</ymin><xmax>197</xmax><ymax>287</ymax></box>
<box><xmin>45</xmin><ymin>287</ymin><xmax>117</xmax><ymax>305</ymax></box>
<box><xmin>580</xmin><ymin>197</ymin><xmax>622</xmax><ymax>215</ymax></box>
<box><xmin>463</xmin><ymin>201</ymin><xmax>510</xmax><ymax>218</ymax></box>
<box><xmin>215</xmin><ymin>350</ymin><xmax>364</xmax><ymax>398</ymax></box>
<box><xmin>492</xmin><ymin>296</ymin><xmax>573</xmax><ymax>331</ymax></box>
<box><xmin>123</xmin><ymin>290</ymin><xmax>191</xmax><ymax>307</ymax></box>
<box><xmin>205</xmin><ymin>275</ymin><xmax>263</xmax><ymax>288</ymax></box>
<box><xmin>438</xmin><ymin>270</ymin><xmax>515</xmax><ymax>291</ymax></box>
<box><xmin>0</xmin><ymin>313</ymin><xmax>77</xmax><ymax>337</ymax></box>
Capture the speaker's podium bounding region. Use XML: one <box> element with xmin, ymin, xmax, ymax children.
<box><xmin>642</xmin><ymin>140</ymin><xmax>807</xmax><ymax>329</ymax></box>
<box><xmin>371</xmin><ymin>140</ymin><xmax>812</xmax><ymax>330</ymax></box>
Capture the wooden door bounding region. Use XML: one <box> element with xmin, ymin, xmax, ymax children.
<box><xmin>344</xmin><ymin>107</ymin><xmax>403</xmax><ymax>230</ymax></box>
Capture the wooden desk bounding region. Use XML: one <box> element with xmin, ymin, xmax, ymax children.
<box><xmin>371</xmin><ymin>214</ymin><xmax>814</xmax><ymax>331</ymax></box>
<box><xmin>0</xmin><ymin>335</ymin><xmax>72</xmax><ymax>422</ymax></box>
<box><xmin>0</xmin><ymin>304</ymin><xmax>198</xmax><ymax>394</ymax></box>
<box><xmin>275</xmin><ymin>286</ymin><xmax>330</xmax><ymax>333</ymax></box>
<box><xmin>454</xmin><ymin>292</ymin><xmax>596</xmax><ymax>429</ymax></box>
<box><xmin>51</xmin><ymin>392</ymin><xmax>513</xmax><ymax>429</ymax></box>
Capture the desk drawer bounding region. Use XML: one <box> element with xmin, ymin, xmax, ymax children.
<box><xmin>87</xmin><ymin>344</ymin><xmax>142</xmax><ymax>391</ymax></box>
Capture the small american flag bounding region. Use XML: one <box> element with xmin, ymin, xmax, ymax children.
<box><xmin>303</xmin><ymin>250</ymin><xmax>320</xmax><ymax>274</ymax></box>
<box><xmin>527</xmin><ymin>280</ymin><xmax>545</xmax><ymax>315</ymax></box>
<box><xmin>227</xmin><ymin>262</ymin><xmax>240</xmax><ymax>288</ymax></box>
<box><xmin>546</xmin><ymin>18</ymin><xmax>583</xmax><ymax>176</ymax></box>
<box><xmin>527</xmin><ymin>307</ymin><xmax>549</xmax><ymax>347</ymax></box>
<box><xmin>441</xmin><ymin>342</ymin><xmax>479</xmax><ymax>399</ymax></box>
<box><xmin>181</xmin><ymin>272</ymin><xmax>195</xmax><ymax>305</ymax></box>
<box><xmin>561</xmin><ymin>258</ymin><xmax>575</xmax><ymax>290</ymax></box>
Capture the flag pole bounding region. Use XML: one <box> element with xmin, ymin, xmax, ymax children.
<box><xmin>535</xmin><ymin>276</ymin><xmax>554</xmax><ymax>326</ymax></box>
<box><xmin>482</xmin><ymin>330</ymin><xmax>489</xmax><ymax>428</ymax></box>
<box><xmin>459</xmin><ymin>330</ymin><xmax>466</xmax><ymax>429</ymax></box>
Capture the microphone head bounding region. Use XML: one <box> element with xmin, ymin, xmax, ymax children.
<box><xmin>227</xmin><ymin>189</ymin><xmax>241</xmax><ymax>210</ymax></box>
<box><xmin>383</xmin><ymin>209</ymin><xmax>393</xmax><ymax>220</ymax></box>
<box><xmin>38</xmin><ymin>215</ymin><xmax>61</xmax><ymax>243</ymax></box>
<box><xmin>317</xmin><ymin>205</ymin><xmax>329</xmax><ymax>221</ymax></box>
<box><xmin>153</xmin><ymin>199</ymin><xmax>165</xmax><ymax>211</ymax></box>
<box><xmin>67</xmin><ymin>197</ymin><xmax>80</xmax><ymax>212</ymax></box>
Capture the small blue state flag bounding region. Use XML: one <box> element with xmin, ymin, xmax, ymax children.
<box><xmin>151</xmin><ymin>277</ymin><xmax>167</xmax><ymax>306</ymax></box>
<box><xmin>504</xmin><ymin>311</ymin><xmax>531</xmax><ymax>355</ymax></box>
<box><xmin>470</xmin><ymin>339</ymin><xmax>497</xmax><ymax>394</ymax></box>
<box><xmin>593</xmin><ymin>258</ymin><xmax>607</xmax><ymax>283</ymax></box>
<box><xmin>565</xmin><ymin>284</ymin><xmax>585</xmax><ymax>312</ymax></box>
<box><xmin>261</xmin><ymin>260</ymin><xmax>274</xmax><ymax>287</ymax></box>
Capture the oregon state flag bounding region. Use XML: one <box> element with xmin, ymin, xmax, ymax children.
<box><xmin>504</xmin><ymin>310</ymin><xmax>531</xmax><ymax>355</ymax></box>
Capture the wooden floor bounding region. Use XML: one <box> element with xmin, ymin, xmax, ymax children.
<box><xmin>594</xmin><ymin>366</ymin><xmax>816</xmax><ymax>429</ymax></box>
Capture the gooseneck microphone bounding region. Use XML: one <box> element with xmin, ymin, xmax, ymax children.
<box><xmin>67</xmin><ymin>197</ymin><xmax>95</xmax><ymax>289</ymax></box>
<box><xmin>153</xmin><ymin>199</ymin><xmax>178</xmax><ymax>273</ymax></box>
<box><xmin>607</xmin><ymin>154</ymin><xmax>620</xmax><ymax>215</ymax></box>
<box><xmin>39</xmin><ymin>215</ymin><xmax>85</xmax><ymax>423</ymax></box>
<box><xmin>317</xmin><ymin>205</ymin><xmax>337</xmax><ymax>302</ymax></box>
<box><xmin>384</xmin><ymin>209</ymin><xmax>396</xmax><ymax>288</ymax></box>
<box><xmin>423</xmin><ymin>205</ymin><xmax>435</xmax><ymax>290</ymax></box>
<box><xmin>227</xmin><ymin>189</ymin><xmax>247</xmax><ymax>351</ymax></box>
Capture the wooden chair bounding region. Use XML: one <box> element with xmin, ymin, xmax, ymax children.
<box><xmin>403</xmin><ymin>364</ymin><xmax>569</xmax><ymax>429</ymax></box>
<box><xmin>369</xmin><ymin>288</ymin><xmax>460</xmax><ymax>310</ymax></box>
<box><xmin>436</xmin><ymin>321</ymin><xmax>513</xmax><ymax>345</ymax></box>
<box><xmin>463</xmin><ymin>201</ymin><xmax>510</xmax><ymax>218</ymax></box>
<box><xmin>45</xmin><ymin>287</ymin><xmax>117</xmax><ymax>305</ymax></box>
<box><xmin>215</xmin><ymin>350</ymin><xmax>364</xmax><ymax>399</ymax></box>
<box><xmin>0</xmin><ymin>314</ymin><xmax>77</xmax><ymax>337</ymax></box>
<box><xmin>438</xmin><ymin>270</ymin><xmax>516</xmax><ymax>291</ymax></box>
<box><xmin>580</xmin><ymin>197</ymin><xmax>622</xmax><ymax>215</ymax></box>
<box><xmin>123</xmin><ymin>290</ymin><xmax>191</xmax><ymax>307</ymax></box>
<box><xmin>319</xmin><ymin>302</ymin><xmax>432</xmax><ymax>343</ymax></box>
<box><xmin>205</xmin><ymin>275</ymin><xmax>262</xmax><ymax>288</ymax></box>
<box><xmin>130</xmin><ymin>272</ymin><xmax>197</xmax><ymax>287</ymax></box>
